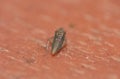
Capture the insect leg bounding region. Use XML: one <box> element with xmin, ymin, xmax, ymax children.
<box><xmin>46</xmin><ymin>37</ymin><xmax>53</xmax><ymax>51</ymax></box>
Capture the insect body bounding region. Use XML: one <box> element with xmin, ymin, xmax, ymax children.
<box><xmin>47</xmin><ymin>28</ymin><xmax>66</xmax><ymax>55</ymax></box>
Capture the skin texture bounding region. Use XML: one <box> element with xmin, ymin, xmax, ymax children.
<box><xmin>0</xmin><ymin>0</ymin><xmax>120</xmax><ymax>79</ymax></box>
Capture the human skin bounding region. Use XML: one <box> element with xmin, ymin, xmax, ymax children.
<box><xmin>0</xmin><ymin>0</ymin><xmax>120</xmax><ymax>79</ymax></box>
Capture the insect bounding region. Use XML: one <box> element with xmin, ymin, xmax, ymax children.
<box><xmin>46</xmin><ymin>28</ymin><xmax>66</xmax><ymax>55</ymax></box>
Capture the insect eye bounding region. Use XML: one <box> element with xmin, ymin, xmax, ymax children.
<box><xmin>56</xmin><ymin>32</ymin><xmax>62</xmax><ymax>36</ymax></box>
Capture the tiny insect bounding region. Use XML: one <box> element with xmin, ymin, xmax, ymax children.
<box><xmin>47</xmin><ymin>28</ymin><xmax>66</xmax><ymax>55</ymax></box>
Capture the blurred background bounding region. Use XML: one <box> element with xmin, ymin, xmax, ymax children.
<box><xmin>0</xmin><ymin>0</ymin><xmax>120</xmax><ymax>79</ymax></box>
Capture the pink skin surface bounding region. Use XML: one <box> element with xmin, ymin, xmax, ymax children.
<box><xmin>0</xmin><ymin>0</ymin><xmax>120</xmax><ymax>79</ymax></box>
